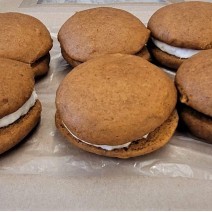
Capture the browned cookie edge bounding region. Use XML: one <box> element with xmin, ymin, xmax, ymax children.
<box><xmin>0</xmin><ymin>100</ymin><xmax>42</xmax><ymax>154</ymax></box>
<box><xmin>31</xmin><ymin>53</ymin><xmax>50</xmax><ymax>77</ymax></box>
<box><xmin>55</xmin><ymin>110</ymin><xmax>178</xmax><ymax>158</ymax></box>
<box><xmin>179</xmin><ymin>104</ymin><xmax>212</xmax><ymax>143</ymax></box>
<box><xmin>148</xmin><ymin>41</ymin><xmax>185</xmax><ymax>69</ymax></box>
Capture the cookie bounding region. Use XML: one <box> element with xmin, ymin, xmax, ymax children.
<box><xmin>147</xmin><ymin>41</ymin><xmax>185</xmax><ymax>69</ymax></box>
<box><xmin>176</xmin><ymin>50</ymin><xmax>212</xmax><ymax>116</ymax></box>
<box><xmin>147</xmin><ymin>1</ymin><xmax>212</xmax><ymax>69</ymax></box>
<box><xmin>0</xmin><ymin>12</ymin><xmax>53</xmax><ymax>77</ymax></box>
<box><xmin>61</xmin><ymin>45</ymin><xmax>151</xmax><ymax>68</ymax></box>
<box><xmin>58</xmin><ymin>7</ymin><xmax>150</xmax><ymax>66</ymax></box>
<box><xmin>0</xmin><ymin>58</ymin><xmax>42</xmax><ymax>154</ymax></box>
<box><xmin>56</xmin><ymin>110</ymin><xmax>178</xmax><ymax>158</ymax></box>
<box><xmin>55</xmin><ymin>54</ymin><xmax>178</xmax><ymax>158</ymax></box>
<box><xmin>175</xmin><ymin>50</ymin><xmax>212</xmax><ymax>142</ymax></box>
<box><xmin>179</xmin><ymin>105</ymin><xmax>212</xmax><ymax>143</ymax></box>
<box><xmin>31</xmin><ymin>53</ymin><xmax>50</xmax><ymax>77</ymax></box>
<box><xmin>135</xmin><ymin>46</ymin><xmax>151</xmax><ymax>61</ymax></box>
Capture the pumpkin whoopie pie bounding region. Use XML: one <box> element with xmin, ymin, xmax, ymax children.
<box><xmin>147</xmin><ymin>1</ymin><xmax>212</xmax><ymax>69</ymax></box>
<box><xmin>58</xmin><ymin>7</ymin><xmax>150</xmax><ymax>67</ymax></box>
<box><xmin>175</xmin><ymin>50</ymin><xmax>212</xmax><ymax>143</ymax></box>
<box><xmin>0</xmin><ymin>58</ymin><xmax>41</xmax><ymax>154</ymax></box>
<box><xmin>0</xmin><ymin>12</ymin><xmax>52</xmax><ymax>77</ymax></box>
<box><xmin>55</xmin><ymin>54</ymin><xmax>178</xmax><ymax>158</ymax></box>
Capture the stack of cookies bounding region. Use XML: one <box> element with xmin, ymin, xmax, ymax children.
<box><xmin>55</xmin><ymin>54</ymin><xmax>178</xmax><ymax>158</ymax></box>
<box><xmin>55</xmin><ymin>2</ymin><xmax>212</xmax><ymax>157</ymax></box>
<box><xmin>58</xmin><ymin>7</ymin><xmax>151</xmax><ymax>66</ymax></box>
<box><xmin>146</xmin><ymin>1</ymin><xmax>212</xmax><ymax>143</ymax></box>
<box><xmin>0</xmin><ymin>12</ymin><xmax>53</xmax><ymax>77</ymax></box>
<box><xmin>56</xmin><ymin>7</ymin><xmax>180</xmax><ymax>158</ymax></box>
<box><xmin>0</xmin><ymin>59</ymin><xmax>42</xmax><ymax>154</ymax></box>
<box><xmin>175</xmin><ymin>50</ymin><xmax>212</xmax><ymax>143</ymax></box>
<box><xmin>147</xmin><ymin>1</ymin><xmax>212</xmax><ymax>70</ymax></box>
<box><xmin>0</xmin><ymin>13</ymin><xmax>52</xmax><ymax>154</ymax></box>
<box><xmin>1</xmin><ymin>1</ymin><xmax>211</xmax><ymax>157</ymax></box>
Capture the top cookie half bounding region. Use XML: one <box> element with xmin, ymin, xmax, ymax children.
<box><xmin>56</xmin><ymin>54</ymin><xmax>176</xmax><ymax>146</ymax></box>
<box><xmin>58</xmin><ymin>7</ymin><xmax>150</xmax><ymax>62</ymax></box>
<box><xmin>0</xmin><ymin>12</ymin><xmax>53</xmax><ymax>64</ymax></box>
<box><xmin>175</xmin><ymin>49</ymin><xmax>212</xmax><ymax>117</ymax></box>
<box><xmin>148</xmin><ymin>1</ymin><xmax>212</xmax><ymax>50</ymax></box>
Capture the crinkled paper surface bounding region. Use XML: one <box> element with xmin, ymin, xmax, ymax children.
<box><xmin>0</xmin><ymin>26</ymin><xmax>212</xmax><ymax>181</ymax></box>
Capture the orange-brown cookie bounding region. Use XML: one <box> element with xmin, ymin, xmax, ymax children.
<box><xmin>178</xmin><ymin>104</ymin><xmax>212</xmax><ymax>144</ymax></box>
<box><xmin>175</xmin><ymin>50</ymin><xmax>212</xmax><ymax>142</ymax></box>
<box><xmin>61</xmin><ymin>48</ymin><xmax>82</xmax><ymax>67</ymax></box>
<box><xmin>0</xmin><ymin>58</ymin><xmax>42</xmax><ymax>154</ymax></box>
<box><xmin>147</xmin><ymin>41</ymin><xmax>185</xmax><ymax>70</ymax></box>
<box><xmin>58</xmin><ymin>7</ymin><xmax>150</xmax><ymax>66</ymax></box>
<box><xmin>135</xmin><ymin>46</ymin><xmax>151</xmax><ymax>61</ymax></box>
<box><xmin>56</xmin><ymin>110</ymin><xmax>178</xmax><ymax>158</ymax></box>
<box><xmin>55</xmin><ymin>54</ymin><xmax>178</xmax><ymax>158</ymax></box>
<box><xmin>176</xmin><ymin>50</ymin><xmax>212</xmax><ymax>117</ymax></box>
<box><xmin>0</xmin><ymin>12</ymin><xmax>53</xmax><ymax>77</ymax></box>
<box><xmin>61</xmin><ymin>45</ymin><xmax>151</xmax><ymax>68</ymax></box>
<box><xmin>31</xmin><ymin>53</ymin><xmax>50</xmax><ymax>77</ymax></box>
<box><xmin>0</xmin><ymin>101</ymin><xmax>41</xmax><ymax>154</ymax></box>
<box><xmin>147</xmin><ymin>2</ymin><xmax>212</xmax><ymax>69</ymax></box>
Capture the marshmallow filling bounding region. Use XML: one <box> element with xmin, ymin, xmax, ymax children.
<box><xmin>0</xmin><ymin>90</ymin><xmax>38</xmax><ymax>128</ymax></box>
<box><xmin>151</xmin><ymin>37</ymin><xmax>200</xmax><ymax>58</ymax></box>
<box><xmin>62</xmin><ymin>121</ymin><xmax>148</xmax><ymax>151</ymax></box>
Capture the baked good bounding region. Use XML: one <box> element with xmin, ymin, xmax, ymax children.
<box><xmin>0</xmin><ymin>58</ymin><xmax>42</xmax><ymax>154</ymax></box>
<box><xmin>58</xmin><ymin>7</ymin><xmax>150</xmax><ymax>67</ymax></box>
<box><xmin>0</xmin><ymin>12</ymin><xmax>53</xmax><ymax>77</ymax></box>
<box><xmin>135</xmin><ymin>46</ymin><xmax>151</xmax><ymax>61</ymax></box>
<box><xmin>55</xmin><ymin>54</ymin><xmax>178</xmax><ymax>158</ymax></box>
<box><xmin>147</xmin><ymin>1</ymin><xmax>212</xmax><ymax>69</ymax></box>
<box><xmin>175</xmin><ymin>50</ymin><xmax>212</xmax><ymax>143</ymax></box>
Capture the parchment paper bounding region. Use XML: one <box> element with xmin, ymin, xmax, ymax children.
<box><xmin>0</xmin><ymin>25</ymin><xmax>212</xmax><ymax>181</ymax></box>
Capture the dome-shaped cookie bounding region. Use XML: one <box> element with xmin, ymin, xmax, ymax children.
<box><xmin>56</xmin><ymin>54</ymin><xmax>178</xmax><ymax>158</ymax></box>
<box><xmin>0</xmin><ymin>12</ymin><xmax>52</xmax><ymax>77</ymax></box>
<box><xmin>0</xmin><ymin>58</ymin><xmax>41</xmax><ymax>154</ymax></box>
<box><xmin>0</xmin><ymin>59</ymin><xmax>34</xmax><ymax>118</ymax></box>
<box><xmin>58</xmin><ymin>7</ymin><xmax>150</xmax><ymax>64</ymax></box>
<box><xmin>148</xmin><ymin>2</ymin><xmax>212</xmax><ymax>50</ymax></box>
<box><xmin>176</xmin><ymin>50</ymin><xmax>212</xmax><ymax>117</ymax></box>
<box><xmin>147</xmin><ymin>1</ymin><xmax>212</xmax><ymax>69</ymax></box>
<box><xmin>0</xmin><ymin>12</ymin><xmax>52</xmax><ymax>63</ymax></box>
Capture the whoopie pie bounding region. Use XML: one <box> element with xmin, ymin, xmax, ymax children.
<box><xmin>0</xmin><ymin>12</ymin><xmax>53</xmax><ymax>77</ymax></box>
<box><xmin>0</xmin><ymin>58</ymin><xmax>41</xmax><ymax>154</ymax></box>
<box><xmin>147</xmin><ymin>1</ymin><xmax>212</xmax><ymax>69</ymax></box>
<box><xmin>175</xmin><ymin>50</ymin><xmax>212</xmax><ymax>143</ymax></box>
<box><xmin>56</xmin><ymin>54</ymin><xmax>178</xmax><ymax>158</ymax></box>
<box><xmin>58</xmin><ymin>7</ymin><xmax>150</xmax><ymax>67</ymax></box>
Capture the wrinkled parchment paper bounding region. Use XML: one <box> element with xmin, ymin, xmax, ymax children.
<box><xmin>0</xmin><ymin>26</ymin><xmax>212</xmax><ymax>180</ymax></box>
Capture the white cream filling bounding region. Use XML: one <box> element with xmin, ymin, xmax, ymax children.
<box><xmin>152</xmin><ymin>37</ymin><xmax>200</xmax><ymax>58</ymax></box>
<box><xmin>63</xmin><ymin>121</ymin><xmax>148</xmax><ymax>151</ymax></box>
<box><xmin>0</xmin><ymin>90</ymin><xmax>37</xmax><ymax>128</ymax></box>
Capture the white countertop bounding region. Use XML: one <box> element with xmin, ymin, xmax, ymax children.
<box><xmin>1</xmin><ymin>174</ymin><xmax>212</xmax><ymax>210</ymax></box>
